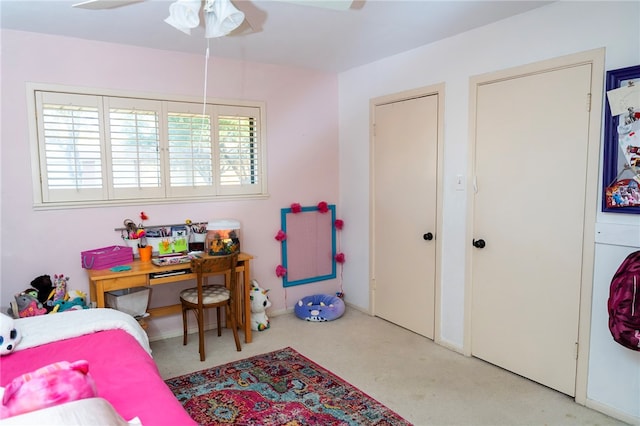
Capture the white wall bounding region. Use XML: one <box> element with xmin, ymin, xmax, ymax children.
<box><xmin>338</xmin><ymin>1</ymin><xmax>639</xmax><ymax>421</ymax></box>
<box><xmin>589</xmin><ymin>225</ymin><xmax>640</xmax><ymax>421</ymax></box>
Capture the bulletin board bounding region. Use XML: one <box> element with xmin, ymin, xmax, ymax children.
<box><xmin>280</xmin><ymin>204</ymin><xmax>336</xmax><ymax>287</ymax></box>
<box><xmin>602</xmin><ymin>64</ymin><xmax>640</xmax><ymax>213</ymax></box>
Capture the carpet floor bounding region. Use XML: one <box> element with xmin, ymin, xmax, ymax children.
<box><xmin>165</xmin><ymin>346</ymin><xmax>410</xmax><ymax>426</ymax></box>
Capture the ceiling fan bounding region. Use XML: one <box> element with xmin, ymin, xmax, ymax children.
<box><xmin>73</xmin><ymin>0</ymin><xmax>354</xmax><ymax>38</ymax></box>
<box><xmin>72</xmin><ymin>0</ymin><xmax>144</xmax><ymax>10</ymax></box>
<box><xmin>72</xmin><ymin>0</ymin><xmax>354</xmax><ymax>11</ymax></box>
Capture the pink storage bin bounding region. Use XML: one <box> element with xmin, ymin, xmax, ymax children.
<box><xmin>81</xmin><ymin>245</ymin><xmax>133</xmax><ymax>270</ymax></box>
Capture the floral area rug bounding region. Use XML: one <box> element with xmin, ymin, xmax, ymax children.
<box><xmin>165</xmin><ymin>346</ymin><xmax>411</xmax><ymax>426</ymax></box>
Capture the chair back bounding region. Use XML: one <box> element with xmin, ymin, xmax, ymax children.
<box><xmin>190</xmin><ymin>254</ymin><xmax>239</xmax><ymax>305</ymax></box>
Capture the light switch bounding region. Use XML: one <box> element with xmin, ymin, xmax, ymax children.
<box><xmin>455</xmin><ymin>174</ymin><xmax>465</xmax><ymax>191</ymax></box>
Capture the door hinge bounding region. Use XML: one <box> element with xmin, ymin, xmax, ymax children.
<box><xmin>575</xmin><ymin>342</ymin><xmax>579</xmax><ymax>359</ymax></box>
<box><xmin>586</xmin><ymin>93</ymin><xmax>591</xmax><ymax>112</ymax></box>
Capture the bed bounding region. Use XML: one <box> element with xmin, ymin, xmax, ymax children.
<box><xmin>0</xmin><ymin>308</ymin><xmax>196</xmax><ymax>425</ymax></box>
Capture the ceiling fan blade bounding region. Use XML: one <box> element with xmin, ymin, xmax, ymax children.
<box><xmin>276</xmin><ymin>0</ymin><xmax>353</xmax><ymax>11</ymax></box>
<box><xmin>72</xmin><ymin>0</ymin><xmax>144</xmax><ymax>10</ymax></box>
<box><xmin>230</xmin><ymin>0</ymin><xmax>353</xmax><ymax>38</ymax></box>
<box><xmin>230</xmin><ymin>1</ymin><xmax>266</xmax><ymax>35</ymax></box>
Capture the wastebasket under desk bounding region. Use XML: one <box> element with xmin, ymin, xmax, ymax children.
<box><xmin>86</xmin><ymin>252</ymin><xmax>254</xmax><ymax>343</ymax></box>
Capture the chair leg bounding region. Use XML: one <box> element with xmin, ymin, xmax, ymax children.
<box><xmin>216</xmin><ymin>307</ymin><xmax>222</xmax><ymax>336</ymax></box>
<box><xmin>227</xmin><ymin>302</ymin><xmax>242</xmax><ymax>352</ymax></box>
<box><xmin>197</xmin><ymin>307</ymin><xmax>205</xmax><ymax>362</ymax></box>
<box><xmin>182</xmin><ymin>305</ymin><xmax>188</xmax><ymax>346</ymax></box>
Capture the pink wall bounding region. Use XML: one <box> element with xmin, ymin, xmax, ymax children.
<box><xmin>0</xmin><ymin>30</ymin><xmax>340</xmax><ymax>339</ymax></box>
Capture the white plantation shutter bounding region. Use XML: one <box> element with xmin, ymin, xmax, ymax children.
<box><xmin>30</xmin><ymin>86</ymin><xmax>266</xmax><ymax>206</ymax></box>
<box><xmin>35</xmin><ymin>92</ymin><xmax>106</xmax><ymax>202</ymax></box>
<box><xmin>168</xmin><ymin>113</ymin><xmax>212</xmax><ymax>186</ymax></box>
<box><xmin>217</xmin><ymin>106</ymin><xmax>263</xmax><ymax>195</ymax></box>
<box><xmin>104</xmin><ymin>98</ymin><xmax>163</xmax><ymax>200</ymax></box>
<box><xmin>166</xmin><ymin>103</ymin><xmax>264</xmax><ymax>198</ymax></box>
<box><xmin>166</xmin><ymin>102</ymin><xmax>214</xmax><ymax>197</ymax></box>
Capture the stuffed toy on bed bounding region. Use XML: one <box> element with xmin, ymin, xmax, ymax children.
<box><xmin>51</xmin><ymin>290</ymin><xmax>89</xmax><ymax>313</ymax></box>
<box><xmin>30</xmin><ymin>274</ymin><xmax>56</xmax><ymax>312</ymax></box>
<box><xmin>0</xmin><ymin>360</ymin><xmax>97</xmax><ymax>419</ymax></box>
<box><xmin>11</xmin><ymin>293</ymin><xmax>47</xmax><ymax>318</ymax></box>
<box><xmin>52</xmin><ymin>274</ymin><xmax>68</xmax><ymax>303</ymax></box>
<box><xmin>0</xmin><ymin>313</ymin><xmax>21</xmax><ymax>355</ymax></box>
<box><xmin>249</xmin><ymin>280</ymin><xmax>271</xmax><ymax>331</ymax></box>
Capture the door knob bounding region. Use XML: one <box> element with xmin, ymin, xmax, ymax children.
<box><xmin>472</xmin><ymin>239</ymin><xmax>486</xmax><ymax>248</ymax></box>
<box><xmin>423</xmin><ymin>232</ymin><xmax>433</xmax><ymax>241</ymax></box>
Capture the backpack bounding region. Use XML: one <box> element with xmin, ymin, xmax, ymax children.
<box><xmin>608</xmin><ymin>250</ymin><xmax>640</xmax><ymax>351</ymax></box>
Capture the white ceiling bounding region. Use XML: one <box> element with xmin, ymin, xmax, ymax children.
<box><xmin>0</xmin><ymin>0</ymin><xmax>552</xmax><ymax>72</ymax></box>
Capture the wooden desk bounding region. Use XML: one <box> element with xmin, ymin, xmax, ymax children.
<box><xmin>86</xmin><ymin>252</ymin><xmax>253</xmax><ymax>343</ymax></box>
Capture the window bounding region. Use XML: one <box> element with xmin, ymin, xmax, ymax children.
<box><xmin>29</xmin><ymin>85</ymin><xmax>266</xmax><ymax>207</ymax></box>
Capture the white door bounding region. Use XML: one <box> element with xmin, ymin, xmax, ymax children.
<box><xmin>372</xmin><ymin>93</ymin><xmax>439</xmax><ymax>339</ymax></box>
<box><xmin>471</xmin><ymin>63</ymin><xmax>594</xmax><ymax>396</ymax></box>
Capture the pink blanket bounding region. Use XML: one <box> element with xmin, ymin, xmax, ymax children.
<box><xmin>0</xmin><ymin>329</ymin><xmax>196</xmax><ymax>425</ymax></box>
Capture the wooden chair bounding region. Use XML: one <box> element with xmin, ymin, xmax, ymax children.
<box><xmin>180</xmin><ymin>253</ymin><xmax>241</xmax><ymax>361</ymax></box>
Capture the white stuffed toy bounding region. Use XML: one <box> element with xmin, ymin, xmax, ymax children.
<box><xmin>0</xmin><ymin>312</ymin><xmax>22</xmax><ymax>355</ymax></box>
<box><xmin>250</xmin><ymin>279</ymin><xmax>271</xmax><ymax>331</ymax></box>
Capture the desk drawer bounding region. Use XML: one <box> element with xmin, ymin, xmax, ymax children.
<box><xmin>100</xmin><ymin>274</ymin><xmax>148</xmax><ymax>292</ymax></box>
<box><xmin>150</xmin><ymin>272</ymin><xmax>196</xmax><ymax>285</ymax></box>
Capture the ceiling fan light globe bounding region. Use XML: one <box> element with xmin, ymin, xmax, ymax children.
<box><xmin>205</xmin><ymin>0</ymin><xmax>245</xmax><ymax>38</ymax></box>
<box><xmin>165</xmin><ymin>0</ymin><xmax>201</xmax><ymax>34</ymax></box>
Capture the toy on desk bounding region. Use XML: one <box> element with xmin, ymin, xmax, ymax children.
<box><xmin>110</xmin><ymin>265</ymin><xmax>132</xmax><ymax>272</ymax></box>
<box><xmin>250</xmin><ymin>280</ymin><xmax>271</xmax><ymax>331</ymax></box>
<box><xmin>152</xmin><ymin>254</ymin><xmax>191</xmax><ymax>266</ymax></box>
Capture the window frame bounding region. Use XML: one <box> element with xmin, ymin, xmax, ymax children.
<box><xmin>27</xmin><ymin>83</ymin><xmax>268</xmax><ymax>209</ymax></box>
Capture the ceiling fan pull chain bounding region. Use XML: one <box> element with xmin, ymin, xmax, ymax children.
<box><xmin>198</xmin><ymin>40</ymin><xmax>211</xmax><ymax>146</ymax></box>
<box><xmin>202</xmin><ymin>40</ymin><xmax>210</xmax><ymax>115</ymax></box>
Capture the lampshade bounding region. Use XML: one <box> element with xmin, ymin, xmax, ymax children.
<box><xmin>164</xmin><ymin>0</ymin><xmax>201</xmax><ymax>35</ymax></box>
<box><xmin>204</xmin><ymin>0</ymin><xmax>245</xmax><ymax>38</ymax></box>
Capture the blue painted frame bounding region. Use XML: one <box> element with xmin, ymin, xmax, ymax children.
<box><xmin>602</xmin><ymin>64</ymin><xmax>640</xmax><ymax>214</ymax></box>
<box><xmin>281</xmin><ymin>204</ymin><xmax>336</xmax><ymax>287</ymax></box>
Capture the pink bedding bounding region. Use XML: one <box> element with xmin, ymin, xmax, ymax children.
<box><xmin>0</xmin><ymin>329</ymin><xmax>196</xmax><ymax>425</ymax></box>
